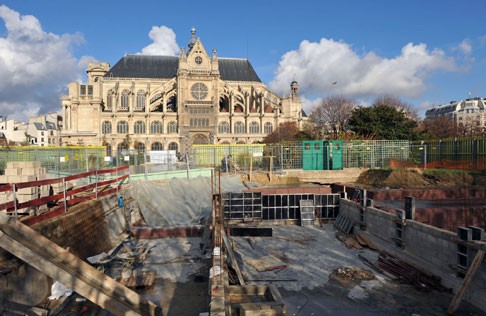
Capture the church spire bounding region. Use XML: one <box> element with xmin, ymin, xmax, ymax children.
<box><xmin>188</xmin><ymin>27</ymin><xmax>197</xmax><ymax>52</ymax></box>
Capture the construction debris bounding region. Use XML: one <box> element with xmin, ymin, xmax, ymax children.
<box><xmin>119</xmin><ymin>269</ymin><xmax>156</xmax><ymax>289</ymax></box>
<box><xmin>332</xmin><ymin>267</ymin><xmax>374</xmax><ymax>281</ymax></box>
<box><xmin>355</xmin><ymin>231</ymin><xmax>379</xmax><ymax>250</ymax></box>
<box><xmin>245</xmin><ymin>256</ymin><xmax>286</xmax><ymax>272</ymax></box>
<box><xmin>336</xmin><ymin>233</ymin><xmax>363</xmax><ymax>250</ymax></box>
<box><xmin>378</xmin><ymin>252</ymin><xmax>443</xmax><ymax>292</ymax></box>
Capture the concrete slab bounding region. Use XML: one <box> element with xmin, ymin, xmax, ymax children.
<box><xmin>230</xmin><ymin>224</ymin><xmax>484</xmax><ymax>316</ymax></box>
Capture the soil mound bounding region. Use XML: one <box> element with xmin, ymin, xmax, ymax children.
<box><xmin>356</xmin><ymin>169</ymin><xmax>485</xmax><ymax>189</ymax></box>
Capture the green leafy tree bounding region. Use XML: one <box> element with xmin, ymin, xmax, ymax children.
<box><xmin>348</xmin><ymin>104</ymin><xmax>421</xmax><ymax>140</ymax></box>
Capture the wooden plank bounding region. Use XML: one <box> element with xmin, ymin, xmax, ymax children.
<box><xmin>0</xmin><ymin>184</ymin><xmax>13</xmax><ymax>193</ymax></box>
<box><xmin>120</xmin><ymin>270</ymin><xmax>156</xmax><ymax>289</ymax></box>
<box><xmin>65</xmin><ymin>183</ymin><xmax>97</xmax><ymax>197</ymax></box>
<box><xmin>18</xmin><ymin>193</ymin><xmax>64</xmax><ymax>209</ymax></box>
<box><xmin>21</xmin><ymin>207</ymin><xmax>65</xmax><ymax>226</ymax></box>
<box><xmin>356</xmin><ymin>231</ymin><xmax>379</xmax><ymax>250</ymax></box>
<box><xmin>222</xmin><ymin>231</ymin><xmax>245</xmax><ymax>285</ymax></box>
<box><xmin>15</xmin><ymin>178</ymin><xmax>63</xmax><ymax>189</ymax></box>
<box><xmin>64</xmin><ymin>170</ymin><xmax>96</xmax><ymax>181</ymax></box>
<box><xmin>0</xmin><ymin>201</ymin><xmax>15</xmax><ymax>211</ymax></box>
<box><xmin>0</xmin><ymin>213</ymin><xmax>161</xmax><ymax>316</ymax></box>
<box><xmin>447</xmin><ymin>250</ymin><xmax>485</xmax><ymax>315</ymax></box>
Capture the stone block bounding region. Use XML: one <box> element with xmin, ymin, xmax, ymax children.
<box><xmin>16</xmin><ymin>161</ymin><xmax>41</xmax><ymax>169</ymax></box>
<box><xmin>17</xmin><ymin>187</ymin><xmax>39</xmax><ymax>195</ymax></box>
<box><xmin>16</xmin><ymin>194</ymin><xmax>34</xmax><ymax>203</ymax></box>
<box><xmin>20</xmin><ymin>168</ymin><xmax>39</xmax><ymax>176</ymax></box>
<box><xmin>0</xmin><ymin>175</ymin><xmax>9</xmax><ymax>184</ymax></box>
<box><xmin>5</xmin><ymin>168</ymin><xmax>21</xmax><ymax>176</ymax></box>
<box><xmin>6</xmin><ymin>162</ymin><xmax>18</xmax><ymax>169</ymax></box>
<box><xmin>19</xmin><ymin>175</ymin><xmax>37</xmax><ymax>183</ymax></box>
<box><xmin>0</xmin><ymin>192</ymin><xmax>13</xmax><ymax>204</ymax></box>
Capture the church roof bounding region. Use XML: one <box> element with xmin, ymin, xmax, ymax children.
<box><xmin>104</xmin><ymin>55</ymin><xmax>261</xmax><ymax>82</ymax></box>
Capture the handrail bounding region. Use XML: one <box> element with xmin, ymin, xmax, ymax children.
<box><xmin>0</xmin><ymin>166</ymin><xmax>130</xmax><ymax>223</ymax></box>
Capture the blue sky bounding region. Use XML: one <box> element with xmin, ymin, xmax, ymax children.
<box><xmin>1</xmin><ymin>0</ymin><xmax>485</xmax><ymax>121</ymax></box>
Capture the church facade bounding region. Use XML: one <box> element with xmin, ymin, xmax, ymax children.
<box><xmin>61</xmin><ymin>29</ymin><xmax>305</xmax><ymax>154</ymax></box>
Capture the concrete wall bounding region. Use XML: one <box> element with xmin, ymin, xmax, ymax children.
<box><xmin>339</xmin><ymin>198</ymin><xmax>486</xmax><ymax>312</ymax></box>
<box><xmin>0</xmin><ymin>193</ymin><xmax>128</xmax><ymax>309</ymax></box>
<box><xmin>32</xmin><ymin>195</ymin><xmax>126</xmax><ymax>260</ymax></box>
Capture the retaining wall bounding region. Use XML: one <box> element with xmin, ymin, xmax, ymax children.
<box><xmin>0</xmin><ymin>194</ymin><xmax>129</xmax><ymax>309</ymax></box>
<box><xmin>340</xmin><ymin>198</ymin><xmax>486</xmax><ymax>312</ymax></box>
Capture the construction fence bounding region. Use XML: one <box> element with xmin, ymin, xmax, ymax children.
<box><xmin>190</xmin><ymin>140</ymin><xmax>412</xmax><ymax>171</ymax></box>
<box><xmin>190</xmin><ymin>138</ymin><xmax>486</xmax><ymax>172</ymax></box>
<box><xmin>1</xmin><ymin>138</ymin><xmax>485</xmax><ymax>177</ymax></box>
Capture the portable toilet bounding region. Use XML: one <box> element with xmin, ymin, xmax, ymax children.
<box><xmin>302</xmin><ymin>140</ymin><xmax>324</xmax><ymax>170</ymax></box>
<box><xmin>323</xmin><ymin>140</ymin><xmax>343</xmax><ymax>170</ymax></box>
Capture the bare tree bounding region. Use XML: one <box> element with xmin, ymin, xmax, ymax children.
<box><xmin>308</xmin><ymin>96</ymin><xmax>356</xmax><ymax>139</ymax></box>
<box><xmin>456</xmin><ymin>116</ymin><xmax>486</xmax><ymax>137</ymax></box>
<box><xmin>374</xmin><ymin>95</ymin><xmax>419</xmax><ymax>120</ymax></box>
<box><xmin>421</xmin><ymin>116</ymin><xmax>457</xmax><ymax>139</ymax></box>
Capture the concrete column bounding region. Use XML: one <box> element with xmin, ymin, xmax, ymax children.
<box><xmin>404</xmin><ymin>196</ymin><xmax>416</xmax><ymax>220</ymax></box>
<box><xmin>162</xmin><ymin>93</ymin><xmax>167</xmax><ymax>113</ymax></box>
<box><xmin>259</xmin><ymin>94</ymin><xmax>264</xmax><ymax>116</ymax></box>
<box><xmin>229</xmin><ymin>93</ymin><xmax>234</xmax><ymax>115</ymax></box>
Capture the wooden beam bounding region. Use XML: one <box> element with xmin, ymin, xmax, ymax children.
<box><xmin>0</xmin><ymin>213</ymin><xmax>162</xmax><ymax>316</ymax></box>
<box><xmin>447</xmin><ymin>250</ymin><xmax>485</xmax><ymax>315</ymax></box>
<box><xmin>222</xmin><ymin>231</ymin><xmax>245</xmax><ymax>286</ymax></box>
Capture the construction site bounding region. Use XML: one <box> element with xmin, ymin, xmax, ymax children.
<box><xmin>0</xmin><ymin>140</ymin><xmax>486</xmax><ymax>316</ymax></box>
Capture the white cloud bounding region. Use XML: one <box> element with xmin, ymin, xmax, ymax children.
<box><xmin>299</xmin><ymin>96</ymin><xmax>322</xmax><ymax>116</ymax></box>
<box><xmin>140</xmin><ymin>26</ymin><xmax>179</xmax><ymax>56</ymax></box>
<box><xmin>270</xmin><ymin>38</ymin><xmax>457</xmax><ymax>101</ymax></box>
<box><xmin>458</xmin><ymin>39</ymin><xmax>472</xmax><ymax>55</ymax></box>
<box><xmin>0</xmin><ymin>5</ymin><xmax>90</xmax><ymax>121</ymax></box>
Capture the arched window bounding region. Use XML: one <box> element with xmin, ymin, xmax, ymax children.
<box><xmin>137</xmin><ymin>142</ymin><xmax>145</xmax><ymax>152</ymax></box>
<box><xmin>136</xmin><ymin>90</ymin><xmax>145</xmax><ymax>111</ymax></box>
<box><xmin>234</xmin><ymin>121</ymin><xmax>245</xmax><ymax>134</ymax></box>
<box><xmin>249</xmin><ymin>122</ymin><xmax>260</xmax><ymax>134</ymax></box>
<box><xmin>151</xmin><ymin>142</ymin><xmax>163</xmax><ymax>151</ymax></box>
<box><xmin>106</xmin><ymin>90</ymin><xmax>113</xmax><ymax>111</ymax></box>
<box><xmin>193</xmin><ymin>134</ymin><xmax>208</xmax><ymax>144</ymax></box>
<box><xmin>117</xmin><ymin>142</ymin><xmax>127</xmax><ymax>152</ymax></box>
<box><xmin>117</xmin><ymin>121</ymin><xmax>129</xmax><ymax>134</ymax></box>
<box><xmin>150</xmin><ymin>121</ymin><xmax>163</xmax><ymax>134</ymax></box>
<box><xmin>168</xmin><ymin>142</ymin><xmax>178</xmax><ymax>151</ymax></box>
<box><xmin>105</xmin><ymin>144</ymin><xmax>112</xmax><ymax>157</ymax></box>
<box><xmin>102</xmin><ymin>121</ymin><xmax>112</xmax><ymax>134</ymax></box>
<box><xmin>167</xmin><ymin>121</ymin><xmax>178</xmax><ymax>134</ymax></box>
<box><xmin>264</xmin><ymin>122</ymin><xmax>273</xmax><ymax>134</ymax></box>
<box><xmin>120</xmin><ymin>90</ymin><xmax>129</xmax><ymax>111</ymax></box>
<box><xmin>167</xmin><ymin>96</ymin><xmax>177</xmax><ymax>112</ymax></box>
<box><xmin>218</xmin><ymin>121</ymin><xmax>230</xmax><ymax>134</ymax></box>
<box><xmin>133</xmin><ymin>121</ymin><xmax>146</xmax><ymax>134</ymax></box>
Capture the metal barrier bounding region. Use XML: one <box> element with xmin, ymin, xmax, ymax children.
<box><xmin>0</xmin><ymin>165</ymin><xmax>129</xmax><ymax>223</ymax></box>
<box><xmin>0</xmin><ymin>146</ymin><xmax>106</xmax><ymax>175</ymax></box>
<box><xmin>2</xmin><ymin>138</ymin><xmax>485</xmax><ymax>176</ymax></box>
